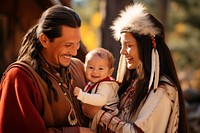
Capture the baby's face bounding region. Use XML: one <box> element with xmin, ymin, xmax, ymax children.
<box><xmin>85</xmin><ymin>56</ymin><xmax>112</xmax><ymax>83</ymax></box>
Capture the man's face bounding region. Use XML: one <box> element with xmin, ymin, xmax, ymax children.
<box><xmin>41</xmin><ymin>26</ymin><xmax>81</xmax><ymax>68</ymax></box>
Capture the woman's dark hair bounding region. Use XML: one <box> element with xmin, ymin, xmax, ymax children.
<box><xmin>119</xmin><ymin>14</ymin><xmax>188</xmax><ymax>133</ymax></box>
<box><xmin>17</xmin><ymin>5</ymin><xmax>81</xmax><ymax>103</ymax></box>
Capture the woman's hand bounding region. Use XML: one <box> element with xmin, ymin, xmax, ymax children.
<box><xmin>79</xmin><ymin>127</ymin><xmax>94</xmax><ymax>133</ymax></box>
<box><xmin>82</xmin><ymin>103</ymin><xmax>102</xmax><ymax>119</ymax></box>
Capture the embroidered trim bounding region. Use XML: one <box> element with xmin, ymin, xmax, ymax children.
<box><xmin>107</xmin><ymin>115</ymin><xmax>115</xmax><ymax>129</ymax></box>
<box><xmin>99</xmin><ymin>111</ymin><xmax>107</xmax><ymax>124</ymax></box>
<box><xmin>133</xmin><ymin>123</ymin><xmax>144</xmax><ymax>133</ymax></box>
<box><xmin>115</xmin><ymin>120</ymin><xmax>122</xmax><ymax>131</ymax></box>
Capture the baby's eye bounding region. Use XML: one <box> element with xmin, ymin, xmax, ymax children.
<box><xmin>88</xmin><ymin>66</ymin><xmax>94</xmax><ymax>69</ymax></box>
<box><xmin>99</xmin><ymin>68</ymin><xmax>104</xmax><ymax>70</ymax></box>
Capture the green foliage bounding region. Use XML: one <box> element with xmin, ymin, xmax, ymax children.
<box><xmin>167</xmin><ymin>0</ymin><xmax>200</xmax><ymax>71</ymax></box>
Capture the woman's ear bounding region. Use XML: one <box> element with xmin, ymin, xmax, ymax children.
<box><xmin>108</xmin><ymin>67</ymin><xmax>114</xmax><ymax>77</ymax></box>
<box><xmin>39</xmin><ymin>33</ymin><xmax>49</xmax><ymax>48</ymax></box>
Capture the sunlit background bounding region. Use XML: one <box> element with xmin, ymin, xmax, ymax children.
<box><xmin>73</xmin><ymin>0</ymin><xmax>200</xmax><ymax>91</ymax></box>
<box><xmin>0</xmin><ymin>0</ymin><xmax>200</xmax><ymax>132</ymax></box>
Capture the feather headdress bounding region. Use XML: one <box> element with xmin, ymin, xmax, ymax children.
<box><xmin>111</xmin><ymin>3</ymin><xmax>161</xmax><ymax>40</ymax></box>
<box><xmin>112</xmin><ymin>3</ymin><xmax>161</xmax><ymax>92</ymax></box>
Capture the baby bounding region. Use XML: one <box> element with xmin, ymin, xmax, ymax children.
<box><xmin>73</xmin><ymin>48</ymin><xmax>119</xmax><ymax>115</ymax></box>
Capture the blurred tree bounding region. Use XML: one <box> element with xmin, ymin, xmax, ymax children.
<box><xmin>0</xmin><ymin>0</ymin><xmax>54</xmax><ymax>77</ymax></box>
<box><xmin>170</xmin><ymin>0</ymin><xmax>200</xmax><ymax>59</ymax></box>
<box><xmin>167</xmin><ymin>0</ymin><xmax>200</xmax><ymax>90</ymax></box>
<box><xmin>73</xmin><ymin>0</ymin><xmax>100</xmax><ymax>51</ymax></box>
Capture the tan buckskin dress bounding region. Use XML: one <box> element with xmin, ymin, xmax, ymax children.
<box><xmin>92</xmin><ymin>77</ymin><xmax>179</xmax><ymax>133</ymax></box>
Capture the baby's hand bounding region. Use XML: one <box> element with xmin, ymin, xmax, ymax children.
<box><xmin>73</xmin><ymin>87</ymin><xmax>81</xmax><ymax>96</ymax></box>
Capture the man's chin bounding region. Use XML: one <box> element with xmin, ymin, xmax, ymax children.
<box><xmin>60</xmin><ymin>61</ymin><xmax>71</xmax><ymax>67</ymax></box>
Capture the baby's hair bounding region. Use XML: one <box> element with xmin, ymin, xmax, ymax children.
<box><xmin>85</xmin><ymin>48</ymin><xmax>114</xmax><ymax>68</ymax></box>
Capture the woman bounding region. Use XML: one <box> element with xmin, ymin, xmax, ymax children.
<box><xmin>85</xmin><ymin>3</ymin><xmax>188</xmax><ymax>133</ymax></box>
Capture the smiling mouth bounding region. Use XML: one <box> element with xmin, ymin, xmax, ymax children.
<box><xmin>63</xmin><ymin>55</ymin><xmax>72</xmax><ymax>59</ymax></box>
<box><xmin>126</xmin><ymin>57</ymin><xmax>133</xmax><ymax>62</ymax></box>
<box><xmin>91</xmin><ymin>76</ymin><xmax>99</xmax><ymax>78</ymax></box>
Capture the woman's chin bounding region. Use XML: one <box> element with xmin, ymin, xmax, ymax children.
<box><xmin>127</xmin><ymin>64</ymin><xmax>135</xmax><ymax>69</ymax></box>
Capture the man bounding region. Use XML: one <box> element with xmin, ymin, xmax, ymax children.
<box><xmin>0</xmin><ymin>5</ymin><xmax>93</xmax><ymax>133</ymax></box>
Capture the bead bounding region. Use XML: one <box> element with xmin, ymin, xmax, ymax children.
<box><xmin>124</xmin><ymin>107</ymin><xmax>129</xmax><ymax>113</ymax></box>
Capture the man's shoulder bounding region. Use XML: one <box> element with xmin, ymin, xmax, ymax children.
<box><xmin>3</xmin><ymin>61</ymin><xmax>30</xmax><ymax>76</ymax></box>
<box><xmin>70</xmin><ymin>58</ymin><xmax>84</xmax><ymax>66</ymax></box>
<box><xmin>1</xmin><ymin>62</ymin><xmax>33</xmax><ymax>83</ymax></box>
<box><xmin>71</xmin><ymin>57</ymin><xmax>83</xmax><ymax>62</ymax></box>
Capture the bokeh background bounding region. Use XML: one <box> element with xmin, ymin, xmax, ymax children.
<box><xmin>0</xmin><ymin>0</ymin><xmax>200</xmax><ymax>132</ymax></box>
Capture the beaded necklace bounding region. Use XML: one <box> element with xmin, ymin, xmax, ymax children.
<box><xmin>41</xmin><ymin>56</ymin><xmax>79</xmax><ymax>126</ymax></box>
<box><xmin>119</xmin><ymin>80</ymin><xmax>137</xmax><ymax>115</ymax></box>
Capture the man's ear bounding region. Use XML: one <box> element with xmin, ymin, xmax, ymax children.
<box><xmin>108</xmin><ymin>67</ymin><xmax>114</xmax><ymax>77</ymax></box>
<box><xmin>39</xmin><ymin>33</ymin><xmax>49</xmax><ymax>48</ymax></box>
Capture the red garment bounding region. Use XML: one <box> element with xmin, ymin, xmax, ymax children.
<box><xmin>0</xmin><ymin>67</ymin><xmax>47</xmax><ymax>133</ymax></box>
<box><xmin>0</xmin><ymin>58</ymin><xmax>88</xmax><ymax>133</ymax></box>
<box><xmin>84</xmin><ymin>77</ymin><xmax>114</xmax><ymax>92</ymax></box>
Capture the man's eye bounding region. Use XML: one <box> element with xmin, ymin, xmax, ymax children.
<box><xmin>62</xmin><ymin>42</ymin><xmax>72</xmax><ymax>47</ymax></box>
<box><xmin>65</xmin><ymin>43</ymin><xmax>71</xmax><ymax>47</ymax></box>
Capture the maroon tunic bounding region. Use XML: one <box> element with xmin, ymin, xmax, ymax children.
<box><xmin>0</xmin><ymin>58</ymin><xmax>88</xmax><ymax>133</ymax></box>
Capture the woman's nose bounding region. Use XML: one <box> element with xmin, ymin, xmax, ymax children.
<box><xmin>120</xmin><ymin>46</ymin><xmax>127</xmax><ymax>55</ymax></box>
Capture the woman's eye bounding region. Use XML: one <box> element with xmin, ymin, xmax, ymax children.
<box><xmin>127</xmin><ymin>44</ymin><xmax>133</xmax><ymax>48</ymax></box>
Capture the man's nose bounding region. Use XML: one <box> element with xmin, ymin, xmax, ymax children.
<box><xmin>69</xmin><ymin>43</ymin><xmax>80</xmax><ymax>56</ymax></box>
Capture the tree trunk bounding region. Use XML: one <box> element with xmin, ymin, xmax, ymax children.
<box><xmin>156</xmin><ymin>0</ymin><xmax>169</xmax><ymax>29</ymax></box>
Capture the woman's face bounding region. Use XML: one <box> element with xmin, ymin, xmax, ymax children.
<box><xmin>120</xmin><ymin>32</ymin><xmax>141</xmax><ymax>69</ymax></box>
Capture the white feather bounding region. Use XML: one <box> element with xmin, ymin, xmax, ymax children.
<box><xmin>148</xmin><ymin>49</ymin><xmax>155</xmax><ymax>91</ymax></box>
<box><xmin>154</xmin><ymin>50</ymin><xmax>160</xmax><ymax>91</ymax></box>
<box><xmin>116</xmin><ymin>55</ymin><xmax>126</xmax><ymax>83</ymax></box>
<box><xmin>110</xmin><ymin>3</ymin><xmax>161</xmax><ymax>40</ymax></box>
